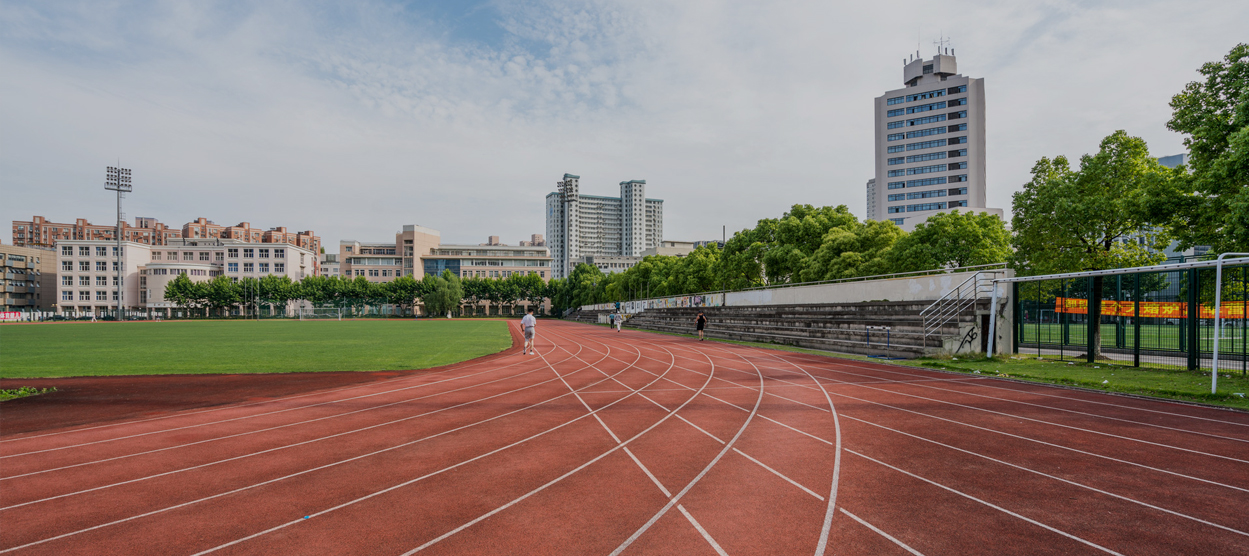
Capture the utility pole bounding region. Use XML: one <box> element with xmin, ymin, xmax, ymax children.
<box><xmin>105</xmin><ymin>166</ymin><xmax>132</xmax><ymax>319</ymax></box>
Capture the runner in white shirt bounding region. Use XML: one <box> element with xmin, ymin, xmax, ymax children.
<box><xmin>521</xmin><ymin>308</ymin><xmax>537</xmax><ymax>355</ymax></box>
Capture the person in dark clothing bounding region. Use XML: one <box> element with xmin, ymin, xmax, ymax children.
<box><xmin>696</xmin><ymin>312</ymin><xmax>707</xmax><ymax>341</ymax></box>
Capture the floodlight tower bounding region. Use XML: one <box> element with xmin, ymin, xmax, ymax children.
<box><xmin>105</xmin><ymin>166</ymin><xmax>132</xmax><ymax>318</ymax></box>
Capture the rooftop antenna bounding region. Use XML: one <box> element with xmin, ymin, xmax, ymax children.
<box><xmin>934</xmin><ymin>35</ymin><xmax>952</xmax><ymax>56</ymax></box>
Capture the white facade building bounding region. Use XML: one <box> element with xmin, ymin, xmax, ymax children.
<box><xmin>871</xmin><ymin>52</ymin><xmax>1002</xmax><ymax>231</ymax></box>
<box><xmin>55</xmin><ymin>238</ymin><xmax>315</xmax><ymax>315</ymax></box>
<box><xmin>545</xmin><ymin>174</ymin><xmax>664</xmax><ymax>279</ymax></box>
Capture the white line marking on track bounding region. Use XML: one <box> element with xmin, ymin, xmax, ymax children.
<box><xmin>840</xmin><ymin>509</ymin><xmax>925</xmax><ymax>556</ymax></box>
<box><xmin>733</xmin><ymin>448</ymin><xmax>823</xmax><ymax>501</ymax></box>
<box><xmin>679</xmin><ymin>504</ymin><xmax>730</xmax><ymax>556</ymax></box>
<box><xmin>677</xmin><ymin>415</ymin><xmax>724</xmax><ymax>444</ymax></box>
<box><xmin>846</xmin><ymin>448</ymin><xmax>1125</xmax><ymax>556</ymax></box>
<box><xmin>841</xmin><ymin>413</ymin><xmax>1249</xmax><ymax>537</ymax></box>
<box><xmin>625</xmin><ymin>447</ymin><xmax>672</xmax><ymax>498</ymax></box>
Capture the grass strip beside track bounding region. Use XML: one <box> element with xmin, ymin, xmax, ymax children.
<box><xmin>609</xmin><ymin>324</ymin><xmax>1249</xmax><ymax>411</ymax></box>
<box><xmin>0</xmin><ymin>320</ymin><xmax>511</xmax><ymax>378</ymax></box>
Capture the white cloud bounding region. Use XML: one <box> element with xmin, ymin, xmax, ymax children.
<box><xmin>1</xmin><ymin>0</ymin><xmax>1243</xmax><ymax>248</ymax></box>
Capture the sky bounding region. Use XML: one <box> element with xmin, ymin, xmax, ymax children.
<box><xmin>1</xmin><ymin>0</ymin><xmax>1244</xmax><ymax>248</ymax></box>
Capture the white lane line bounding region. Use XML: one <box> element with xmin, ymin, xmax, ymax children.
<box><xmin>841</xmin><ymin>413</ymin><xmax>1249</xmax><ymax>537</ymax></box>
<box><xmin>625</xmin><ymin>447</ymin><xmax>672</xmax><ymax>498</ymax></box>
<box><xmin>678</xmin><ymin>504</ymin><xmax>730</xmax><ymax>556</ymax></box>
<box><xmin>733</xmin><ymin>448</ymin><xmax>823</xmax><ymax>501</ymax></box>
<box><xmin>798</xmin><ymin>362</ymin><xmax>1249</xmax><ymax>445</ymax></box>
<box><xmin>607</xmin><ymin>350</ymin><xmax>765</xmax><ymax>556</ymax></box>
<box><xmin>778</xmin><ymin>352</ymin><xmax>1249</xmax><ymax>429</ymax></box>
<box><xmin>677</xmin><ymin>415</ymin><xmax>725</xmax><ymax>444</ymax></box>
<box><xmin>0</xmin><ymin>354</ymin><xmax>541</xmax><ymax>460</ymax></box>
<box><xmin>840</xmin><ymin>509</ymin><xmax>925</xmax><ymax>556</ymax></box>
<box><xmin>396</xmin><ymin>345</ymin><xmax>707</xmax><ymax>556</ymax></box>
<box><xmin>4</xmin><ymin>333</ymin><xmax>657</xmax><ymax>554</ymax></box>
<box><xmin>3</xmin><ymin>361</ymin><xmax>565</xmax><ymax>481</ymax></box>
<box><xmin>846</xmin><ymin>448</ymin><xmax>1125</xmax><ymax>556</ymax></box>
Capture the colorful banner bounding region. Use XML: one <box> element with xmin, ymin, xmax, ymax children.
<box><xmin>1053</xmin><ymin>297</ymin><xmax>1247</xmax><ymax>319</ymax></box>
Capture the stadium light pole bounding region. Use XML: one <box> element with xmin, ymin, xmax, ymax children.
<box><xmin>105</xmin><ymin>166</ymin><xmax>132</xmax><ymax>319</ymax></box>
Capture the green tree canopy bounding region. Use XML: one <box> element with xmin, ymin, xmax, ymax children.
<box><xmin>886</xmin><ymin>210</ymin><xmax>1010</xmax><ymax>273</ymax></box>
<box><xmin>1157</xmin><ymin>43</ymin><xmax>1249</xmax><ymax>253</ymax></box>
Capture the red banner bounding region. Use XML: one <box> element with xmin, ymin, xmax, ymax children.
<box><xmin>1053</xmin><ymin>297</ymin><xmax>1246</xmax><ymax>319</ymax></box>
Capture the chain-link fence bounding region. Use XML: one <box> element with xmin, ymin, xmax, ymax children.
<box><xmin>1013</xmin><ymin>260</ymin><xmax>1248</xmax><ymax>374</ymax></box>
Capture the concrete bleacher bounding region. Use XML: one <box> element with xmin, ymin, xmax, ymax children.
<box><xmin>616</xmin><ymin>300</ymin><xmax>989</xmax><ymax>358</ymax></box>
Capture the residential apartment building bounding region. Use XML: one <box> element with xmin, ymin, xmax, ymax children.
<box><xmin>520</xmin><ymin>234</ymin><xmax>546</xmax><ymax>247</ymax></box>
<box><xmin>545</xmin><ymin>173</ymin><xmax>664</xmax><ymax>279</ymax></box>
<box><xmin>870</xmin><ymin>51</ymin><xmax>1002</xmax><ymax>231</ymax></box>
<box><xmin>320</xmin><ymin>253</ymin><xmax>341</xmax><ymax>277</ymax></box>
<box><xmin>1</xmin><ymin>244</ymin><xmax>56</xmax><ymax>311</ymax></box>
<box><xmin>13</xmin><ymin>215</ymin><xmax>321</xmax><ymax>255</ymax></box>
<box><xmin>55</xmin><ymin>238</ymin><xmax>315</xmax><ymax>315</ymax></box>
<box><xmin>576</xmin><ymin>241</ymin><xmax>700</xmax><ymax>275</ymax></box>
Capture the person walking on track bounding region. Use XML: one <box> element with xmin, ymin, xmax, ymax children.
<box><xmin>521</xmin><ymin>308</ymin><xmax>537</xmax><ymax>355</ymax></box>
<box><xmin>695</xmin><ymin>311</ymin><xmax>707</xmax><ymax>341</ymax></box>
<box><xmin>615</xmin><ymin>312</ymin><xmax>623</xmax><ymax>333</ymax></box>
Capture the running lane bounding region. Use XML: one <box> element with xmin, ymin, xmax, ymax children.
<box><xmin>2</xmin><ymin>320</ymin><xmax>1245</xmax><ymax>555</ymax></box>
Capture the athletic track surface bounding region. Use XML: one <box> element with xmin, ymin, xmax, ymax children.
<box><xmin>1</xmin><ymin>319</ymin><xmax>1247</xmax><ymax>555</ymax></box>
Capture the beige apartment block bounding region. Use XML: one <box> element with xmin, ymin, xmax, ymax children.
<box><xmin>426</xmin><ymin>243</ymin><xmax>552</xmax><ymax>279</ymax></box>
<box><xmin>1</xmin><ymin>244</ymin><xmax>57</xmax><ymax>311</ymax></box>
<box><xmin>340</xmin><ymin>225</ymin><xmax>441</xmax><ymax>282</ymax></box>
<box><xmin>55</xmin><ymin>240</ymin><xmax>151</xmax><ymax>315</ymax></box>
<box><xmin>871</xmin><ymin>52</ymin><xmax>1003</xmax><ymax>231</ymax></box>
<box><xmin>13</xmin><ymin>216</ymin><xmax>182</xmax><ymax>248</ymax></box>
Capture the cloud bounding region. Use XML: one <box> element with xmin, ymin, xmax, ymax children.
<box><xmin>1</xmin><ymin>0</ymin><xmax>1243</xmax><ymax>248</ymax></box>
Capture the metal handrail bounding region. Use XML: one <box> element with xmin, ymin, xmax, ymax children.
<box><xmin>921</xmin><ymin>270</ymin><xmax>1004</xmax><ymax>338</ymax></box>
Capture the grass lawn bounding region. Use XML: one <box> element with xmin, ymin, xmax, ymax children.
<box><xmin>625</xmin><ymin>325</ymin><xmax>1249</xmax><ymax>411</ymax></box>
<box><xmin>0</xmin><ymin>320</ymin><xmax>512</xmax><ymax>378</ymax></box>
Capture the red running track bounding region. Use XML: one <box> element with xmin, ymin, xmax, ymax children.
<box><xmin>2</xmin><ymin>319</ymin><xmax>1247</xmax><ymax>555</ymax></box>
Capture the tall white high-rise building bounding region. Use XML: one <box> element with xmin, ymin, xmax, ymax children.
<box><xmin>545</xmin><ymin>174</ymin><xmax>664</xmax><ymax>279</ymax></box>
<box><xmin>870</xmin><ymin>51</ymin><xmax>1001</xmax><ymax>231</ymax></box>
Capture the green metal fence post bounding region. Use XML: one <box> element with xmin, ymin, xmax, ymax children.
<box><xmin>1187</xmin><ymin>268</ymin><xmax>1199</xmax><ymax>371</ymax></box>
<box><xmin>1013</xmin><ymin>282</ymin><xmax>1020</xmax><ymax>355</ymax></box>
<box><xmin>1085</xmin><ymin>277</ymin><xmax>1094</xmax><ymax>363</ymax></box>
<box><xmin>1134</xmin><ymin>272</ymin><xmax>1141</xmax><ymax>367</ymax></box>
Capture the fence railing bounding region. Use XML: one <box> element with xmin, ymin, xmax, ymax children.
<box><xmin>921</xmin><ymin>270</ymin><xmax>1005</xmax><ymax>339</ymax></box>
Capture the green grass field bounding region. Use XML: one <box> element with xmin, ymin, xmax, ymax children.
<box><xmin>0</xmin><ymin>320</ymin><xmax>512</xmax><ymax>378</ymax></box>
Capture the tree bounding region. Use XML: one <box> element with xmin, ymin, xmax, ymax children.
<box><xmin>1011</xmin><ymin>130</ymin><xmax>1171</xmax><ymax>357</ymax></box>
<box><xmin>258</xmin><ymin>275</ymin><xmax>294</xmax><ymax>316</ymax></box>
<box><xmin>886</xmin><ymin>210</ymin><xmax>1010</xmax><ymax>273</ymax></box>
<box><xmin>421</xmin><ymin>270</ymin><xmax>463</xmax><ymax>317</ymax></box>
<box><xmin>797</xmin><ymin>219</ymin><xmax>902</xmax><ymax>282</ymax></box>
<box><xmin>384</xmin><ymin>275</ymin><xmax>425</xmax><ymax>316</ymax></box>
<box><xmin>460</xmin><ymin>277</ymin><xmax>491</xmax><ymax>316</ymax></box>
<box><xmin>205</xmin><ymin>276</ymin><xmax>241</xmax><ymax>317</ymax></box>
<box><xmin>1156</xmin><ymin>43</ymin><xmax>1249</xmax><ymax>253</ymax></box>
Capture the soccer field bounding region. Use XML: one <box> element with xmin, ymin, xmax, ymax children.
<box><xmin>0</xmin><ymin>320</ymin><xmax>512</xmax><ymax>378</ymax></box>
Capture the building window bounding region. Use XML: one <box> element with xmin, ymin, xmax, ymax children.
<box><xmin>62</xmin><ymin>246</ymin><xmax>72</xmax><ymax>256</ymax></box>
<box><xmin>63</xmin><ymin>260</ymin><xmax>74</xmax><ymax>272</ymax></box>
<box><xmin>228</xmin><ymin>248</ymin><xmax>238</xmax><ymax>258</ymax></box>
<box><xmin>151</xmin><ymin>251</ymin><xmax>162</xmax><ymax>261</ymax></box>
<box><xmin>183</xmin><ymin>252</ymin><xmax>194</xmax><ymax>261</ymax></box>
<box><xmin>887</xmin><ymin>133</ymin><xmax>905</xmax><ymax>141</ymax></box>
<box><xmin>79</xmin><ymin>275</ymin><xmax>90</xmax><ymax>286</ymax></box>
<box><xmin>905</xmin><ymin>126</ymin><xmax>946</xmax><ymax>139</ymax></box>
<box><xmin>947</xmin><ymin>97</ymin><xmax>967</xmax><ymax>107</ymax></box>
<box><xmin>906</xmin><ymin>101</ymin><xmax>946</xmax><ymax>114</ymax></box>
<box><xmin>947</xmin><ymin>85</ymin><xmax>966</xmax><ymax>94</ymax></box>
<box><xmin>907</xmin><ymin>151</ymin><xmax>947</xmax><ymax>163</ymax></box>
<box><xmin>887</xmin><ymin>169</ymin><xmax>906</xmax><ymax>177</ymax></box>
<box><xmin>948</xmin><ymin>162</ymin><xmax>968</xmax><ymax>171</ymax></box>
<box><xmin>948</xmin><ymin>187</ymin><xmax>968</xmax><ymax>196</ymax></box>
<box><xmin>228</xmin><ymin>262</ymin><xmax>238</xmax><ymax>272</ymax></box>
<box><xmin>62</xmin><ymin>275</ymin><xmax>73</xmax><ymax>286</ymax></box>
<box><xmin>948</xmin><ymin>136</ymin><xmax>968</xmax><ymax>145</ymax></box>
<box><xmin>259</xmin><ymin>262</ymin><xmax>269</xmax><ymax>273</ymax></box>
<box><xmin>906</xmin><ymin>164</ymin><xmax>948</xmax><ymax>175</ymax></box>
<box><xmin>890</xmin><ymin>218</ymin><xmax>905</xmax><ymax>226</ymax></box>
<box><xmin>79</xmin><ymin>291</ymin><xmax>90</xmax><ymax>301</ymax></box>
<box><xmin>887</xmin><ymin>206</ymin><xmax>904</xmax><ymax>214</ymax></box>
<box><xmin>96</xmin><ymin>291</ymin><xmax>108</xmax><ymax>301</ymax></box>
<box><xmin>907</xmin><ymin>189</ymin><xmax>947</xmax><ymax>200</ymax></box>
<box><xmin>886</xmin><ymin>96</ymin><xmax>904</xmax><ymax>105</ymax></box>
<box><xmin>888</xmin><ymin>193</ymin><xmax>906</xmax><ymax>202</ymax></box>
<box><xmin>922</xmin><ymin>64</ymin><xmax>933</xmax><ymax>74</ymax></box>
<box><xmin>199</xmin><ymin>252</ymin><xmax>210</xmax><ymax>261</ymax></box>
<box><xmin>243</xmin><ymin>262</ymin><xmax>254</xmax><ymax>273</ymax></box>
<box><xmin>166</xmin><ymin>252</ymin><xmax>177</xmax><ymax>260</ymax></box>
<box><xmin>948</xmin><ymin>149</ymin><xmax>967</xmax><ymax>158</ymax></box>
<box><xmin>275</xmin><ymin>263</ymin><xmax>284</xmax><ymax>273</ymax></box>
<box><xmin>94</xmin><ymin>261</ymin><xmax>105</xmax><ymax>271</ymax></box>
<box><xmin>905</xmin><ymin>90</ymin><xmax>944</xmax><ymax>102</ymax></box>
<box><xmin>907</xmin><ymin>202</ymin><xmax>948</xmax><ymax>212</ymax></box>
<box><xmin>368</xmin><ymin>269</ymin><xmax>379</xmax><ymax>277</ymax></box>
<box><xmin>259</xmin><ymin>249</ymin><xmax>269</xmax><ymax>258</ymax></box>
<box><xmin>274</xmin><ymin>249</ymin><xmax>285</xmax><ymax>258</ymax></box>
<box><xmin>906</xmin><ymin>177</ymin><xmax>948</xmax><ymax>188</ymax></box>
<box><xmin>243</xmin><ymin>248</ymin><xmax>254</xmax><ymax>258</ymax></box>
<box><xmin>947</xmin><ymin>110</ymin><xmax>967</xmax><ymax>120</ymax></box>
<box><xmin>906</xmin><ymin>138</ymin><xmax>947</xmax><ymax>151</ymax></box>
<box><xmin>62</xmin><ymin>290</ymin><xmax>73</xmax><ymax>301</ymax></box>
<box><xmin>215</xmin><ymin>252</ymin><xmax>224</xmax><ymax>261</ymax></box>
<box><xmin>95</xmin><ymin>246</ymin><xmax>106</xmax><ymax>256</ymax></box>
<box><xmin>887</xmin><ymin>145</ymin><xmax>905</xmax><ymax>154</ymax></box>
<box><xmin>887</xmin><ymin>157</ymin><xmax>905</xmax><ymax>165</ymax></box>
<box><xmin>79</xmin><ymin>246</ymin><xmax>90</xmax><ymax>256</ymax></box>
<box><xmin>948</xmin><ymin>123</ymin><xmax>967</xmax><ymax>132</ymax></box>
<box><xmin>96</xmin><ymin>276</ymin><xmax>108</xmax><ymax>286</ymax></box>
<box><xmin>948</xmin><ymin>174</ymin><xmax>968</xmax><ymax>183</ymax></box>
<box><xmin>949</xmin><ymin>200</ymin><xmax>968</xmax><ymax>208</ymax></box>
<box><xmin>886</xmin><ymin>121</ymin><xmax>905</xmax><ymax>129</ymax></box>
<box><xmin>886</xmin><ymin>108</ymin><xmax>905</xmax><ymax>117</ymax></box>
<box><xmin>887</xmin><ymin>181</ymin><xmax>906</xmax><ymax>190</ymax></box>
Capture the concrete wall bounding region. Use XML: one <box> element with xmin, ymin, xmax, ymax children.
<box><xmin>724</xmin><ymin>270</ymin><xmax>1008</xmax><ymax>307</ymax></box>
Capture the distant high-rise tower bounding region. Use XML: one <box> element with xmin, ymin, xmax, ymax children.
<box><xmin>870</xmin><ymin>51</ymin><xmax>1000</xmax><ymax>231</ymax></box>
<box><xmin>545</xmin><ymin>174</ymin><xmax>664</xmax><ymax>279</ymax></box>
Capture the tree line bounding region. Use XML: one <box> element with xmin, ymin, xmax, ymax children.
<box><xmin>163</xmin><ymin>270</ymin><xmax>553</xmax><ymax>317</ymax></box>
